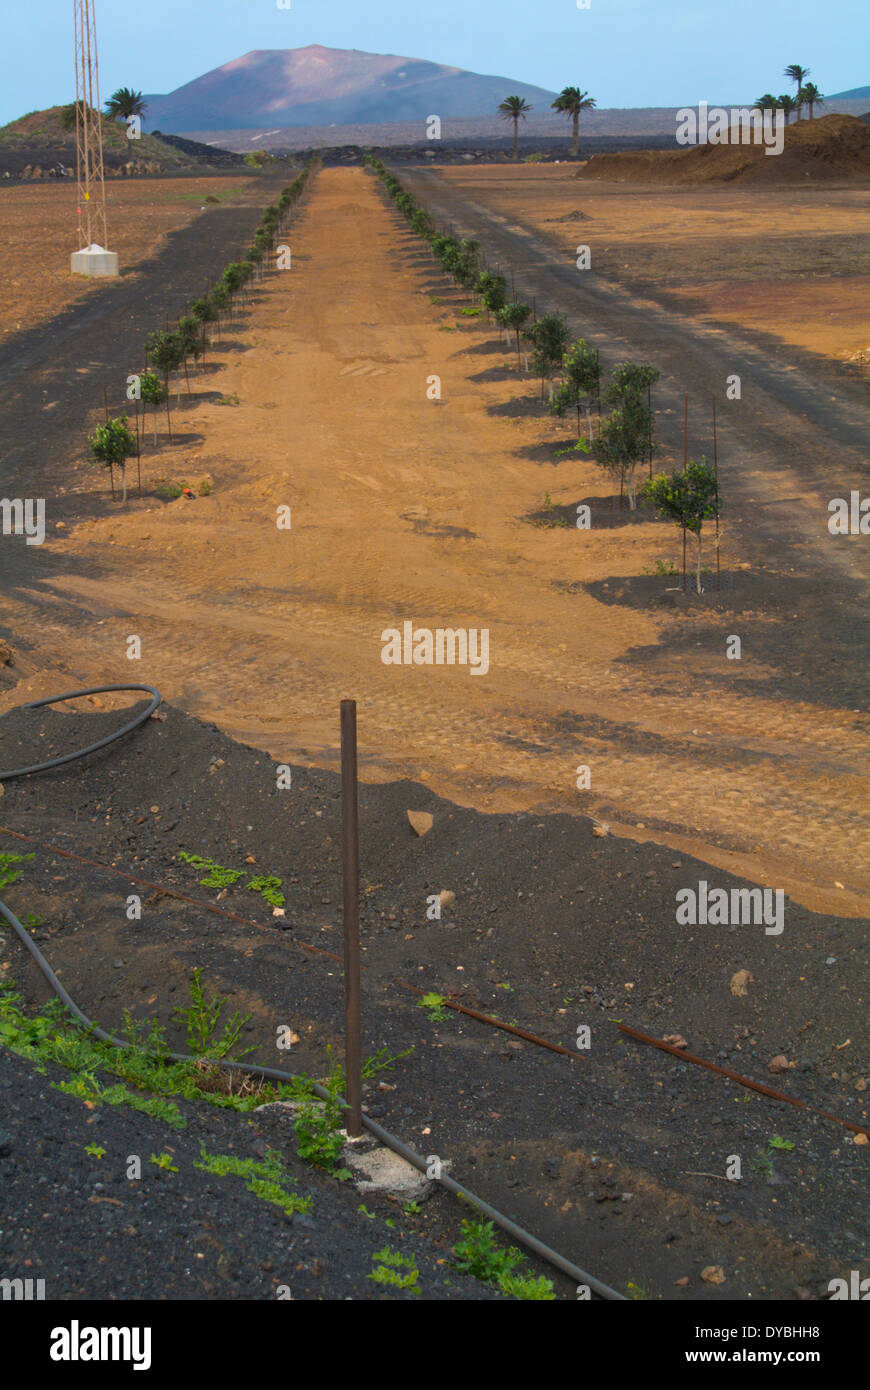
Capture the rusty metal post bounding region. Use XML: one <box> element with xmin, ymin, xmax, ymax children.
<box><xmin>682</xmin><ymin>393</ymin><xmax>688</xmax><ymax>592</ymax></box>
<box><xmin>712</xmin><ymin>393</ymin><xmax>721</xmax><ymax>590</ymax></box>
<box><xmin>341</xmin><ymin>699</ymin><xmax>362</xmax><ymax>1138</ymax></box>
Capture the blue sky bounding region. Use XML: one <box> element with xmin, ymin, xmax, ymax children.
<box><xmin>1</xmin><ymin>0</ymin><xmax>867</xmax><ymax>125</ymax></box>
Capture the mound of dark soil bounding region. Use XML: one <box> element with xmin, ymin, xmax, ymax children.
<box><xmin>576</xmin><ymin>114</ymin><xmax>870</xmax><ymax>185</ymax></box>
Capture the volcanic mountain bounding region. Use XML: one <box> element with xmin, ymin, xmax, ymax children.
<box><xmin>142</xmin><ymin>45</ymin><xmax>557</xmax><ymax>134</ymax></box>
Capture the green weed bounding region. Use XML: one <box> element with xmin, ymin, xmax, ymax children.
<box><xmin>418</xmin><ymin>993</ymin><xmax>449</xmax><ymax>1023</ymax></box>
<box><xmin>368</xmin><ymin>1246</ymin><xmax>420</xmax><ymax>1294</ymax></box>
<box><xmin>452</xmin><ymin>1219</ymin><xmax>555</xmax><ymax>1300</ymax></box>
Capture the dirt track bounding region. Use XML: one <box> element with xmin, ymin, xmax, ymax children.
<box><xmin>1</xmin><ymin>165</ymin><xmax>868</xmax><ymax>918</ymax></box>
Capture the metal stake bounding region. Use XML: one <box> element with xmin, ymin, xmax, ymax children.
<box><xmin>341</xmin><ymin>699</ymin><xmax>362</xmax><ymax>1138</ymax></box>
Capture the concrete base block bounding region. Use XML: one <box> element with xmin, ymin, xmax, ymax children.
<box><xmin>70</xmin><ymin>244</ymin><xmax>120</xmax><ymax>278</ymax></box>
<box><xmin>342</xmin><ymin>1143</ymin><xmax>444</xmax><ymax>1202</ymax></box>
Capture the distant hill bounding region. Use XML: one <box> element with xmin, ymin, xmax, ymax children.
<box><xmin>827</xmin><ymin>85</ymin><xmax>870</xmax><ymax>100</ymax></box>
<box><xmin>0</xmin><ymin>106</ymin><xmax>246</xmax><ymax>178</ymax></box>
<box><xmin>142</xmin><ymin>45</ymin><xmax>556</xmax><ymax>133</ymax></box>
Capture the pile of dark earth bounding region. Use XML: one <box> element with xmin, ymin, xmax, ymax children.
<box><xmin>0</xmin><ymin>698</ymin><xmax>866</xmax><ymax>1301</ymax></box>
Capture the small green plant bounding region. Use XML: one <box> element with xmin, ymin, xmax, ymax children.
<box><xmin>751</xmin><ymin>1150</ymin><xmax>774</xmax><ymax>1175</ymax></box>
<box><xmin>418</xmin><ymin>992</ymin><xmax>449</xmax><ymax>1023</ymax></box>
<box><xmin>172</xmin><ymin>966</ymin><xmax>254</xmax><ymax>1061</ymax></box>
<box><xmin>197</xmin><ymin>478</ymin><xmax>212</xmax><ymax>496</ymax></box>
<box><xmin>358</xmin><ymin>1204</ymin><xmax>376</xmax><ymax>1219</ymax></box>
<box><xmin>195</xmin><ymin>1148</ymin><xmax>311</xmax><ymax>1216</ymax></box>
<box><xmin>293</xmin><ymin>1061</ymin><xmax>347</xmax><ymax>1172</ymax></box>
<box><xmin>54</xmin><ymin>1075</ymin><xmax>186</xmax><ymax>1129</ymax></box>
<box><xmin>402</xmin><ymin>1201</ymin><xmax>421</xmax><ymax>1215</ymax></box>
<box><xmin>84</xmin><ymin>1143</ymin><xmax>106</xmax><ymax>1159</ymax></box>
<box><xmin>768</xmin><ymin>1135</ymin><xmax>795</xmax><ymax>1152</ymax></box>
<box><xmin>627</xmin><ymin>1279</ymin><xmax>654</xmax><ymax>1301</ymax></box>
<box><xmin>247</xmin><ymin>875</ymin><xmax>285</xmax><ymax>908</ymax></box>
<box><xmin>362</xmin><ymin>1045</ymin><xmax>413</xmax><ymax>1079</ymax></box>
<box><xmin>150</xmin><ymin>1151</ymin><xmax>179</xmax><ymax>1172</ymax></box>
<box><xmin>216</xmin><ymin>392</ymin><xmax>240</xmax><ymax>406</ymax></box>
<box><xmin>452</xmin><ymin>1219</ymin><xmax>555</xmax><ymax>1300</ymax></box>
<box><xmin>178</xmin><ymin>851</ymin><xmax>246</xmax><ymax>890</ymax></box>
<box><xmin>641</xmin><ymin>558</ymin><xmax>678</xmax><ymax>577</ymax></box>
<box><xmin>155</xmin><ymin>479</ymin><xmax>184</xmax><ymax>500</ymax></box>
<box><xmin>368</xmin><ymin>1247</ymin><xmax>420</xmax><ymax>1294</ymax></box>
<box><xmin>0</xmin><ymin>851</ymin><xmax>33</xmax><ymax>891</ymax></box>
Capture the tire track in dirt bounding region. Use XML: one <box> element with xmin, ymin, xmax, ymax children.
<box><xmin>1</xmin><ymin>167</ymin><xmax>868</xmax><ymax>912</ymax></box>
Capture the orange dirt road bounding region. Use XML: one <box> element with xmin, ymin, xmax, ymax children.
<box><xmin>5</xmin><ymin>167</ymin><xmax>869</xmax><ymax>916</ymax></box>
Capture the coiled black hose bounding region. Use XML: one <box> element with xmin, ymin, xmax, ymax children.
<box><xmin>0</xmin><ymin>683</ymin><xmax>162</xmax><ymax>781</ymax></box>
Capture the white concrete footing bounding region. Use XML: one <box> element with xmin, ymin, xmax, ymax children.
<box><xmin>70</xmin><ymin>244</ymin><xmax>120</xmax><ymax>278</ymax></box>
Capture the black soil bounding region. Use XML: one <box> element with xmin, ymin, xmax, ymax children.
<box><xmin>0</xmin><ymin>698</ymin><xmax>866</xmax><ymax>1301</ymax></box>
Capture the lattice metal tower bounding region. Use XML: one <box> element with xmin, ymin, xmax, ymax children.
<box><xmin>71</xmin><ymin>0</ymin><xmax>117</xmax><ymax>273</ymax></box>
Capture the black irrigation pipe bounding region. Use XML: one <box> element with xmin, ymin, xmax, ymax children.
<box><xmin>0</xmin><ymin>684</ymin><xmax>162</xmax><ymax>781</ymax></box>
<box><xmin>0</xmin><ymin>689</ymin><xmax>625</xmax><ymax>1302</ymax></box>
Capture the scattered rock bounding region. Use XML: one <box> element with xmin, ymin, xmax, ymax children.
<box><xmin>853</xmin><ymin>1133</ymin><xmax>868</xmax><ymax>1146</ymax></box>
<box><xmin>701</xmin><ymin>1265</ymin><xmax>726</xmax><ymax>1285</ymax></box>
<box><xmin>0</xmin><ymin>640</ymin><xmax>14</xmax><ymax>667</ymax></box>
<box><xmin>592</xmin><ymin>821</ymin><xmax>609</xmax><ymax>838</ymax></box>
<box><xmin>407</xmin><ymin>810</ymin><xmax>433</xmax><ymax>837</ymax></box>
<box><xmin>675</xmin><ymin>1276</ymin><xmax>690</xmax><ymax>1287</ymax></box>
<box><xmin>730</xmin><ymin>969</ymin><xmax>753</xmax><ymax>997</ymax></box>
<box><xmin>438</xmin><ymin>890</ymin><xmax>455</xmax><ymax>909</ymax></box>
<box><xmin>663</xmin><ymin>1033</ymin><xmax>688</xmax><ymax>1049</ymax></box>
<box><xmin>768</xmin><ymin>1055</ymin><xmax>795</xmax><ymax>1074</ymax></box>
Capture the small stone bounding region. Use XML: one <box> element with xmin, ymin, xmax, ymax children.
<box><xmin>675</xmin><ymin>1276</ymin><xmax>690</xmax><ymax>1287</ymax></box>
<box><xmin>768</xmin><ymin>1055</ymin><xmax>794</xmax><ymax>1074</ymax></box>
<box><xmin>407</xmin><ymin>810</ymin><xmax>433</xmax><ymax>837</ymax></box>
<box><xmin>701</xmin><ymin>1265</ymin><xmax>726</xmax><ymax>1285</ymax></box>
<box><xmin>592</xmin><ymin>821</ymin><xmax>609</xmax><ymax>838</ymax></box>
<box><xmin>730</xmin><ymin>969</ymin><xmax>753</xmax><ymax>997</ymax></box>
<box><xmin>853</xmin><ymin>1133</ymin><xmax>868</xmax><ymax>1146</ymax></box>
<box><xmin>663</xmin><ymin>1033</ymin><xmax>688</xmax><ymax>1049</ymax></box>
<box><xmin>245</xmin><ymin>855</ymin><xmax>256</xmax><ymax>865</ymax></box>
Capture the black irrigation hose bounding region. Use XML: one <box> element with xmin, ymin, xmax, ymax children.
<box><xmin>0</xmin><ymin>691</ymin><xmax>628</xmax><ymax>1298</ymax></box>
<box><xmin>0</xmin><ymin>684</ymin><xmax>162</xmax><ymax>781</ymax></box>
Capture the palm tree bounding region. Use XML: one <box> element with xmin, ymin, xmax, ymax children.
<box><xmin>498</xmin><ymin>95</ymin><xmax>532</xmax><ymax>161</ymax></box>
<box><xmin>753</xmin><ymin>94</ymin><xmax>780</xmax><ymax>115</ymax></box>
<box><xmin>784</xmin><ymin>65</ymin><xmax>809</xmax><ymax>118</ymax></box>
<box><xmin>777</xmin><ymin>93</ymin><xmax>797</xmax><ymax>124</ymax></box>
<box><xmin>800</xmin><ymin>82</ymin><xmax>824</xmax><ymax>119</ymax></box>
<box><xmin>551</xmin><ymin>86</ymin><xmax>597</xmax><ymax>158</ymax></box>
<box><xmin>105</xmin><ymin>87</ymin><xmax>147</xmax><ymax>120</ymax></box>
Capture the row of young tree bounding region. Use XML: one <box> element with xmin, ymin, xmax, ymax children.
<box><xmin>366</xmin><ymin>156</ymin><xmax>720</xmax><ymax>594</ymax></box>
<box><xmin>89</xmin><ymin>159</ymin><xmax>318</xmax><ymax>502</ymax></box>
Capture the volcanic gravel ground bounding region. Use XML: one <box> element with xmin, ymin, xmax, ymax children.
<box><xmin>0</xmin><ymin>700</ymin><xmax>866</xmax><ymax>1301</ymax></box>
<box><xmin>0</xmin><ymin>1048</ymin><xmax>498</xmax><ymax>1300</ymax></box>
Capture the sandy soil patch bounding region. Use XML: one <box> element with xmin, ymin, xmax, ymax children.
<box><xmin>0</xmin><ymin>176</ymin><xmax>257</xmax><ymax>338</ymax></box>
<box><xmin>435</xmin><ymin>165</ymin><xmax>870</xmax><ymax>365</ymax></box>
<box><xmin>3</xmin><ymin>167</ymin><xmax>868</xmax><ymax>916</ymax></box>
